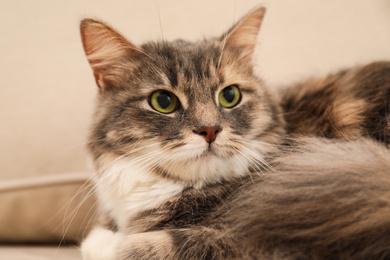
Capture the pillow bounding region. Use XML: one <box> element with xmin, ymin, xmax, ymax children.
<box><xmin>0</xmin><ymin>173</ymin><xmax>97</xmax><ymax>243</ymax></box>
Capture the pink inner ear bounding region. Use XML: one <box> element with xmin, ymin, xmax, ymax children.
<box><xmin>225</xmin><ymin>7</ymin><xmax>266</xmax><ymax>53</ymax></box>
<box><xmin>80</xmin><ymin>19</ymin><xmax>140</xmax><ymax>89</ymax></box>
<box><xmin>81</xmin><ymin>20</ymin><xmax>131</xmax><ymax>67</ymax></box>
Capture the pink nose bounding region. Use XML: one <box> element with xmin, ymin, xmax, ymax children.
<box><xmin>194</xmin><ymin>126</ymin><xmax>222</xmax><ymax>144</ymax></box>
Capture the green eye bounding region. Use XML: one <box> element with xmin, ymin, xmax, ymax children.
<box><xmin>218</xmin><ymin>85</ymin><xmax>241</xmax><ymax>108</ymax></box>
<box><xmin>149</xmin><ymin>90</ymin><xmax>178</xmax><ymax>114</ymax></box>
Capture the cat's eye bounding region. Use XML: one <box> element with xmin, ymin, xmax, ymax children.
<box><xmin>218</xmin><ymin>85</ymin><xmax>241</xmax><ymax>108</ymax></box>
<box><xmin>149</xmin><ymin>90</ymin><xmax>179</xmax><ymax>114</ymax></box>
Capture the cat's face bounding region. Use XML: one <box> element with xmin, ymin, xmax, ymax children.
<box><xmin>81</xmin><ymin>7</ymin><xmax>284</xmax><ymax>186</ymax></box>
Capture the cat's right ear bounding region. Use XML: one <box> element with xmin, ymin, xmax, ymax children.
<box><xmin>80</xmin><ymin>19</ymin><xmax>140</xmax><ymax>90</ymax></box>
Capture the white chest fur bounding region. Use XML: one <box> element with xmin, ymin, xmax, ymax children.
<box><xmin>94</xmin><ymin>157</ymin><xmax>185</xmax><ymax>231</ymax></box>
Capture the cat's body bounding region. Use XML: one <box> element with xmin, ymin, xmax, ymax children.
<box><xmin>80</xmin><ymin>7</ymin><xmax>390</xmax><ymax>260</ymax></box>
<box><xmin>282</xmin><ymin>61</ymin><xmax>390</xmax><ymax>144</ymax></box>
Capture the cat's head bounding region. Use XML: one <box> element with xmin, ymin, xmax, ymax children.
<box><xmin>80</xmin><ymin>7</ymin><xmax>284</xmax><ymax>187</ymax></box>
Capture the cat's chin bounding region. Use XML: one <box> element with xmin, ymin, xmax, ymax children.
<box><xmin>158</xmin><ymin>153</ymin><xmax>250</xmax><ymax>187</ymax></box>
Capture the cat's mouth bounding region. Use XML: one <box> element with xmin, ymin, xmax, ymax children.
<box><xmin>199</xmin><ymin>146</ymin><xmax>219</xmax><ymax>159</ymax></box>
<box><xmin>201</xmin><ymin>149</ymin><xmax>215</xmax><ymax>157</ymax></box>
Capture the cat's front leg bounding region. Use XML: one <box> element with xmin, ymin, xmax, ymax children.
<box><xmin>119</xmin><ymin>227</ymin><xmax>238</xmax><ymax>260</ymax></box>
<box><xmin>119</xmin><ymin>230</ymin><xmax>176</xmax><ymax>260</ymax></box>
<box><xmin>81</xmin><ymin>226</ymin><xmax>124</xmax><ymax>260</ymax></box>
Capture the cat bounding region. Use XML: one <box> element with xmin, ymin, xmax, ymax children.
<box><xmin>79</xmin><ymin>6</ymin><xmax>390</xmax><ymax>260</ymax></box>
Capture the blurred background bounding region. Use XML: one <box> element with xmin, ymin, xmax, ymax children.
<box><xmin>0</xmin><ymin>0</ymin><xmax>389</xmax><ymax>257</ymax></box>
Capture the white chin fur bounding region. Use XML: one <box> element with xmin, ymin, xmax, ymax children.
<box><xmin>94</xmin><ymin>159</ymin><xmax>185</xmax><ymax>231</ymax></box>
<box><xmin>162</xmin><ymin>153</ymin><xmax>250</xmax><ymax>187</ymax></box>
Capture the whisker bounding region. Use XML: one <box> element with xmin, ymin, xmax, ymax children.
<box><xmin>57</xmin><ymin>182</ymin><xmax>97</xmax><ymax>249</ymax></box>
<box><xmin>155</xmin><ymin>0</ymin><xmax>164</xmax><ymax>41</ymax></box>
<box><xmin>217</xmin><ymin>35</ymin><xmax>227</xmax><ymax>69</ymax></box>
<box><xmin>56</xmin><ymin>141</ymin><xmax>171</xmax><ymax>247</ymax></box>
<box><xmin>233</xmin><ymin>140</ymin><xmax>274</xmax><ymax>173</ymax></box>
<box><xmin>78</xmin><ymin>197</ymin><xmax>101</xmax><ymax>238</ymax></box>
<box><xmin>233</xmin><ymin>147</ymin><xmax>264</xmax><ymax>175</ymax></box>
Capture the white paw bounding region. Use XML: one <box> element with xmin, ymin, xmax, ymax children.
<box><xmin>81</xmin><ymin>226</ymin><xmax>124</xmax><ymax>260</ymax></box>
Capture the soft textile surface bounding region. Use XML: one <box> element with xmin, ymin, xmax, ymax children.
<box><xmin>0</xmin><ymin>173</ymin><xmax>96</xmax><ymax>243</ymax></box>
<box><xmin>0</xmin><ymin>246</ymin><xmax>81</xmax><ymax>260</ymax></box>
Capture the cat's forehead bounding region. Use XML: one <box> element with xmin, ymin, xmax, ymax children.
<box><xmin>142</xmin><ymin>40</ymin><xmax>220</xmax><ymax>86</ymax></box>
<box><xmin>141</xmin><ymin>39</ymin><xmax>219</xmax><ymax>65</ymax></box>
<box><xmin>137</xmin><ymin>39</ymin><xmax>249</xmax><ymax>96</ymax></box>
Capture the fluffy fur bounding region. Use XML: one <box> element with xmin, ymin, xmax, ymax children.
<box><xmin>80</xmin><ymin>6</ymin><xmax>390</xmax><ymax>260</ymax></box>
<box><xmin>282</xmin><ymin>62</ymin><xmax>390</xmax><ymax>143</ymax></box>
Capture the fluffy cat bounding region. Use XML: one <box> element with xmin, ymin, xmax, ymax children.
<box><xmin>79</xmin><ymin>7</ymin><xmax>390</xmax><ymax>259</ymax></box>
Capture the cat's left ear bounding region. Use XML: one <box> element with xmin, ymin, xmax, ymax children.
<box><xmin>221</xmin><ymin>7</ymin><xmax>266</xmax><ymax>57</ymax></box>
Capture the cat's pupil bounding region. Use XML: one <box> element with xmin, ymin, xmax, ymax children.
<box><xmin>223</xmin><ymin>87</ymin><xmax>235</xmax><ymax>103</ymax></box>
<box><xmin>157</xmin><ymin>91</ymin><xmax>172</xmax><ymax>109</ymax></box>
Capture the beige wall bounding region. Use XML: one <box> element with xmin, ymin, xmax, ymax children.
<box><xmin>1</xmin><ymin>0</ymin><xmax>390</xmax><ymax>180</ymax></box>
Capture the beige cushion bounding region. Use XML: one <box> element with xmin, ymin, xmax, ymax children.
<box><xmin>0</xmin><ymin>173</ymin><xmax>96</xmax><ymax>243</ymax></box>
<box><xmin>0</xmin><ymin>246</ymin><xmax>82</xmax><ymax>260</ymax></box>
